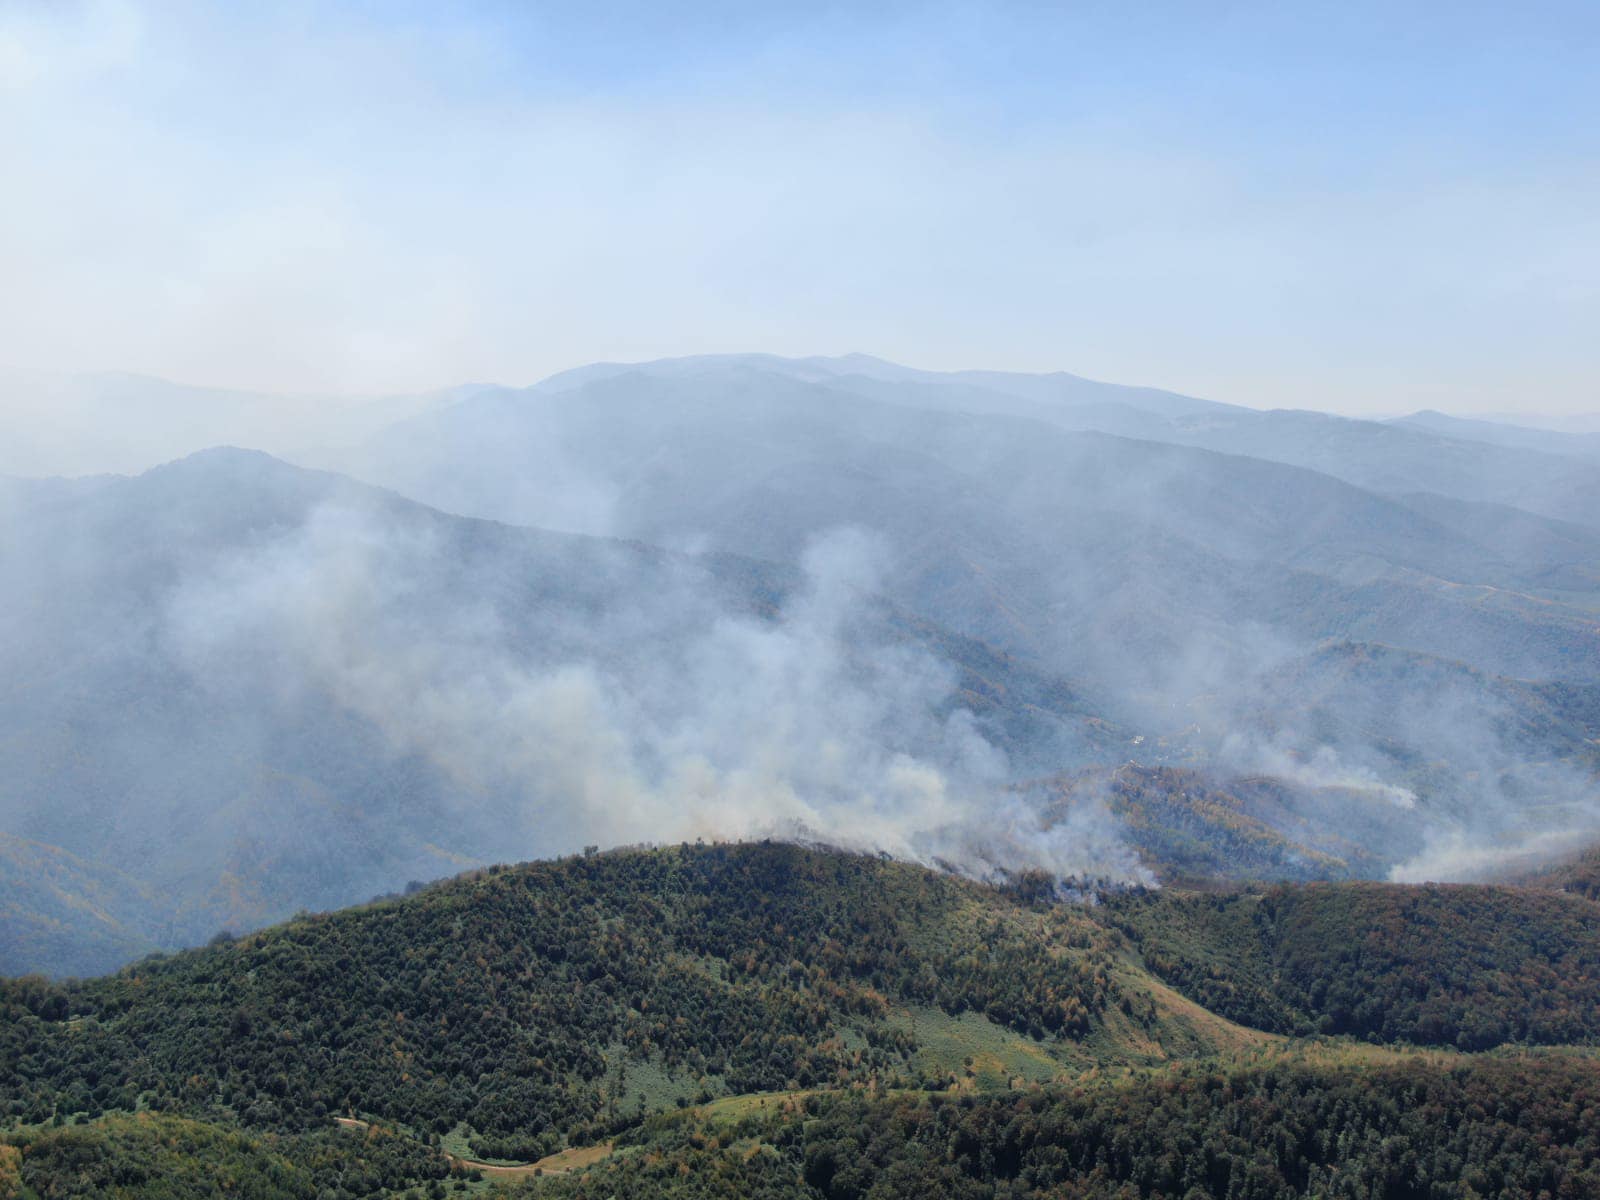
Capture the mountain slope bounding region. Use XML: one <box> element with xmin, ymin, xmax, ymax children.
<box><xmin>8</xmin><ymin>358</ymin><xmax>1600</xmax><ymax>976</ymax></box>
<box><xmin>1106</xmin><ymin>879</ymin><xmax>1600</xmax><ymax>1047</ymax></box>
<box><xmin>1</xmin><ymin>844</ymin><xmax>1252</xmax><ymax>1156</ymax></box>
<box><xmin>333</xmin><ymin>365</ymin><xmax>1600</xmax><ymax>681</ymax></box>
<box><xmin>0</xmin><ymin>834</ymin><xmax>160</xmax><ymax>977</ymax></box>
<box><xmin>807</xmin><ymin>359</ymin><xmax>1600</xmax><ymax>529</ymax></box>
<box><xmin>0</xmin><ymin>449</ymin><xmax>1130</xmax><ymax>974</ymax></box>
<box><xmin>508</xmin><ymin>354</ymin><xmax>1600</xmax><ymax>528</ymax></box>
<box><xmin>1150</xmin><ymin>408</ymin><xmax>1600</xmax><ymax>529</ymax></box>
<box><xmin>324</xmin><ymin>363</ymin><xmax>1600</xmax><ymax>870</ymax></box>
<box><xmin>7</xmin><ymin>843</ymin><xmax>1600</xmax><ymax>1197</ymax></box>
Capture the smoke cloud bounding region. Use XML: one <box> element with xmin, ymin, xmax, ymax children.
<box><xmin>163</xmin><ymin>501</ymin><xmax>1114</xmax><ymax>882</ymax></box>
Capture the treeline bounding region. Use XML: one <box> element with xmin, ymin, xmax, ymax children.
<box><xmin>1105</xmin><ymin>880</ymin><xmax>1600</xmax><ymax>1047</ymax></box>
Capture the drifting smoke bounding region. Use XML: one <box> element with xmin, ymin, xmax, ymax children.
<box><xmin>5</xmin><ymin>354</ymin><xmax>1600</xmax><ymax>978</ymax></box>
<box><xmin>1220</xmin><ymin>736</ymin><xmax>1418</xmax><ymax>810</ymax></box>
<box><xmin>165</xmin><ymin>501</ymin><xmax>1129</xmax><ymax>881</ymax></box>
<box><xmin>948</xmin><ymin>782</ymin><xmax>1156</xmax><ymax>887</ymax></box>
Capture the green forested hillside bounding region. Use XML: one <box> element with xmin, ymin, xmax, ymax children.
<box><xmin>9</xmin><ymin>1056</ymin><xmax>1600</xmax><ymax>1199</ymax></box>
<box><xmin>1</xmin><ymin>1112</ymin><xmax>451</xmax><ymax>1199</ymax></box>
<box><xmin>1105</xmin><ymin>880</ymin><xmax>1600</xmax><ymax>1047</ymax></box>
<box><xmin>6</xmin><ymin>843</ymin><xmax>1600</xmax><ymax>1198</ymax></box>
<box><xmin>556</xmin><ymin>1055</ymin><xmax>1600</xmax><ymax>1200</ymax></box>
<box><xmin>4</xmin><ymin>845</ymin><xmax>1157</xmax><ymax>1162</ymax></box>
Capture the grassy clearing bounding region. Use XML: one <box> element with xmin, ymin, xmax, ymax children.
<box><xmin>439</xmin><ymin>1121</ymin><xmax>528</xmax><ymax>1167</ymax></box>
<box><xmin>594</xmin><ymin>1047</ymin><xmax>709</xmax><ymax>1121</ymax></box>
<box><xmin>455</xmin><ymin>1140</ymin><xmax>616</xmax><ymax>1180</ymax></box>
<box><xmin>1110</xmin><ymin>956</ymin><xmax>1281</xmax><ymax>1057</ymax></box>
<box><xmin>890</xmin><ymin>1005</ymin><xmax>1075</xmax><ymax>1087</ymax></box>
<box><xmin>686</xmin><ymin>1088</ymin><xmax>821</xmax><ymax>1128</ymax></box>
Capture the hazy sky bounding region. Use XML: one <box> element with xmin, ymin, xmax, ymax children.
<box><xmin>2</xmin><ymin>0</ymin><xmax>1596</xmax><ymax>414</ymax></box>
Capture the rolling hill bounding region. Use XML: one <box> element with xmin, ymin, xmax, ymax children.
<box><xmin>6</xmin><ymin>842</ymin><xmax>1600</xmax><ymax>1197</ymax></box>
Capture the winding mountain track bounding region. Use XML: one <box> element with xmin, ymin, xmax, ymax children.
<box><xmin>333</xmin><ymin>1116</ymin><xmax>613</xmax><ymax>1178</ymax></box>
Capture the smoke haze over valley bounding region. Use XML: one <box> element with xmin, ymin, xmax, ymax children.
<box><xmin>3</xmin><ymin>353</ymin><xmax>1599</xmax><ymax>976</ymax></box>
<box><xmin>3</xmin><ymin>1</ymin><xmax>1599</xmax><ymax>984</ymax></box>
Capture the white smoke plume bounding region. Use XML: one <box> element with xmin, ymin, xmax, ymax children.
<box><xmin>1220</xmin><ymin>736</ymin><xmax>1417</xmax><ymax>810</ymax></box>
<box><xmin>165</xmin><ymin>502</ymin><xmax>1126</xmax><ymax>879</ymax></box>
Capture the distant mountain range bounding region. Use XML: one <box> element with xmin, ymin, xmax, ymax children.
<box><xmin>0</xmin><ymin>366</ymin><xmax>482</xmax><ymax>478</ymax></box>
<box><xmin>1394</xmin><ymin>408</ymin><xmax>1600</xmax><ymax>458</ymax></box>
<box><xmin>2</xmin><ymin>354</ymin><xmax>1598</xmax><ymax>976</ymax></box>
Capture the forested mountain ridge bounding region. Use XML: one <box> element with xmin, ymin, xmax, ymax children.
<box><xmin>518</xmin><ymin>354</ymin><xmax>1600</xmax><ymax>527</ymax></box>
<box><xmin>0</xmin><ymin>844</ymin><xmax>1199</xmax><ymax>1155</ymax></box>
<box><xmin>1104</xmin><ymin>880</ymin><xmax>1600</xmax><ymax>1047</ymax></box>
<box><xmin>6</xmin><ymin>842</ymin><xmax>1600</xmax><ymax>1198</ymax></box>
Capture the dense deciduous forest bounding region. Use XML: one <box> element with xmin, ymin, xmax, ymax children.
<box><xmin>3</xmin><ymin>845</ymin><xmax>1122</xmax><ymax>1160</ymax></box>
<box><xmin>6</xmin><ymin>843</ymin><xmax>1600</xmax><ymax>1198</ymax></box>
<box><xmin>2</xmin><ymin>1113</ymin><xmax>453</xmax><ymax>1200</ymax></box>
<box><xmin>9</xmin><ymin>1056</ymin><xmax>1600</xmax><ymax>1199</ymax></box>
<box><xmin>1104</xmin><ymin>880</ymin><xmax>1600</xmax><ymax>1047</ymax></box>
<box><xmin>533</xmin><ymin>1056</ymin><xmax>1600</xmax><ymax>1200</ymax></box>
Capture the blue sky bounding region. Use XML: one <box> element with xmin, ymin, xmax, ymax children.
<box><xmin>2</xmin><ymin>0</ymin><xmax>1596</xmax><ymax>412</ymax></box>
